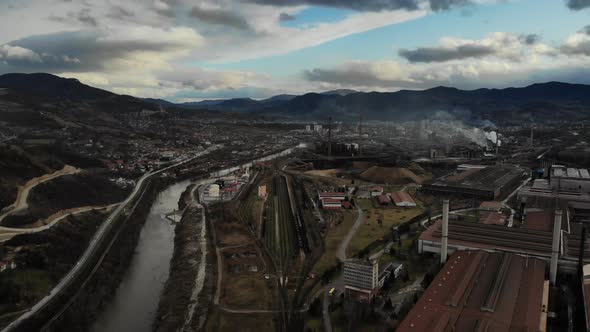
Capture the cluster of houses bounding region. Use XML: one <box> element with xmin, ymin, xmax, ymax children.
<box><xmin>317</xmin><ymin>186</ymin><xmax>417</xmax><ymax>210</ymax></box>
<box><xmin>363</xmin><ymin>186</ymin><xmax>418</xmax><ymax>208</ymax></box>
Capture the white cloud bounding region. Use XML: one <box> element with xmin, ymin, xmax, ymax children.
<box><xmin>303</xmin><ymin>30</ymin><xmax>589</xmax><ymax>91</ymax></box>
<box><xmin>0</xmin><ymin>45</ymin><xmax>42</xmax><ymax>62</ymax></box>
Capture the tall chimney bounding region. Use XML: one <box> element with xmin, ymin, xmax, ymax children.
<box><xmin>358</xmin><ymin>114</ymin><xmax>362</xmax><ymax>156</ymax></box>
<box><xmin>495</xmin><ymin>129</ymin><xmax>500</xmax><ymax>157</ymax></box>
<box><xmin>328</xmin><ymin>116</ymin><xmax>332</xmax><ymax>158</ymax></box>
<box><xmin>441</xmin><ymin>199</ymin><xmax>450</xmax><ymax>265</ymax></box>
<box><xmin>530</xmin><ymin>126</ymin><xmax>534</xmax><ymax>147</ymax></box>
<box><xmin>550</xmin><ymin>209</ymin><xmax>563</xmax><ymax>285</ymax></box>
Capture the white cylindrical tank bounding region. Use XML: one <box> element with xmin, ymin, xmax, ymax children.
<box><xmin>208</xmin><ymin>184</ymin><xmax>220</xmax><ymax>198</ymax></box>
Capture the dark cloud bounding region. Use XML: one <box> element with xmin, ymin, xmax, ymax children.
<box><xmin>561</xmin><ymin>40</ymin><xmax>590</xmax><ymax>56</ymax></box>
<box><xmin>581</xmin><ymin>25</ymin><xmax>590</xmax><ymax>35</ymax></box>
<box><xmin>0</xmin><ymin>30</ymin><xmax>191</xmax><ymax>73</ymax></box>
<box><xmin>279</xmin><ymin>13</ymin><xmax>296</xmax><ymax>21</ymax></box>
<box><xmin>520</xmin><ymin>34</ymin><xmax>540</xmax><ymax>45</ymax></box>
<box><xmin>49</xmin><ymin>8</ymin><xmax>99</xmax><ymax>27</ymax></box>
<box><xmin>399</xmin><ymin>44</ymin><xmax>496</xmax><ymax>63</ymax></box>
<box><xmin>304</xmin><ymin>67</ymin><xmax>403</xmax><ymax>87</ymax></box>
<box><xmin>566</xmin><ymin>0</ymin><xmax>590</xmax><ymax>10</ymax></box>
<box><xmin>429</xmin><ymin>0</ymin><xmax>470</xmax><ymax>11</ymax></box>
<box><xmin>241</xmin><ymin>0</ymin><xmax>470</xmax><ymax>12</ymax></box>
<box><xmin>107</xmin><ymin>5</ymin><xmax>135</xmax><ymax>20</ymax></box>
<box><xmin>190</xmin><ymin>6</ymin><xmax>251</xmax><ymax>30</ymax></box>
<box><xmin>76</xmin><ymin>9</ymin><xmax>98</xmax><ymax>27</ymax></box>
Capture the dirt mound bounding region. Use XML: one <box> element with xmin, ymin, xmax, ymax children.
<box><xmin>359</xmin><ymin>166</ymin><xmax>425</xmax><ymax>185</ymax></box>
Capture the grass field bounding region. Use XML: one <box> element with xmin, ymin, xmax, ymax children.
<box><xmin>348</xmin><ymin>199</ymin><xmax>424</xmax><ymax>257</ymax></box>
<box><xmin>312</xmin><ymin>210</ymin><xmax>357</xmax><ymax>275</ymax></box>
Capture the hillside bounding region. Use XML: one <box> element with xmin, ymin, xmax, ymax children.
<box><xmin>258</xmin><ymin>82</ymin><xmax>590</xmax><ymax>123</ymax></box>
<box><xmin>3</xmin><ymin>73</ymin><xmax>590</xmax><ymax>124</ymax></box>
<box><xmin>143</xmin><ymin>81</ymin><xmax>590</xmax><ymax>124</ymax></box>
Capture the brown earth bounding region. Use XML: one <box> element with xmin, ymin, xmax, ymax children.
<box><xmin>359</xmin><ymin>166</ymin><xmax>426</xmax><ymax>185</ymax></box>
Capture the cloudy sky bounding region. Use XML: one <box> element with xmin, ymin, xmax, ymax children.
<box><xmin>0</xmin><ymin>0</ymin><xmax>589</xmax><ymax>101</ymax></box>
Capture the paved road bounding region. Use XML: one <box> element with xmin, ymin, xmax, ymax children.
<box><xmin>321</xmin><ymin>204</ymin><xmax>365</xmax><ymax>331</ymax></box>
<box><xmin>3</xmin><ymin>146</ymin><xmax>220</xmax><ymax>332</ymax></box>
<box><xmin>323</xmin><ymin>288</ymin><xmax>333</xmax><ymax>332</ymax></box>
<box><xmin>502</xmin><ymin>177</ymin><xmax>531</xmax><ymax>227</ymax></box>
<box><xmin>336</xmin><ymin>205</ymin><xmax>364</xmax><ymax>262</ymax></box>
<box><xmin>0</xmin><ymin>204</ymin><xmax>119</xmax><ymax>241</ymax></box>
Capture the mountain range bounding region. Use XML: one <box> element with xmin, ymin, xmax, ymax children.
<box><xmin>1</xmin><ymin>73</ymin><xmax>590</xmax><ymax>124</ymax></box>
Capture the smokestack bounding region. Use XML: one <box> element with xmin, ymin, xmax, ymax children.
<box><xmin>495</xmin><ymin>129</ymin><xmax>500</xmax><ymax>156</ymax></box>
<box><xmin>328</xmin><ymin>116</ymin><xmax>332</xmax><ymax>158</ymax></box>
<box><xmin>530</xmin><ymin>126</ymin><xmax>534</xmax><ymax>147</ymax></box>
<box><xmin>550</xmin><ymin>209</ymin><xmax>563</xmax><ymax>285</ymax></box>
<box><xmin>441</xmin><ymin>199</ymin><xmax>450</xmax><ymax>265</ymax></box>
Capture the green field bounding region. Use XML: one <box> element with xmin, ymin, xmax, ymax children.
<box><xmin>348</xmin><ymin>198</ymin><xmax>424</xmax><ymax>257</ymax></box>
<box><xmin>312</xmin><ymin>211</ymin><xmax>357</xmax><ymax>275</ymax></box>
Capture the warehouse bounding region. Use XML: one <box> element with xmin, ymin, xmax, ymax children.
<box><xmin>422</xmin><ymin>165</ymin><xmax>524</xmax><ymax>200</ymax></box>
<box><xmin>391</xmin><ymin>191</ymin><xmax>416</xmax><ymax>207</ymax></box>
<box><xmin>321</xmin><ymin>198</ymin><xmax>342</xmax><ymax>210</ymax></box>
<box><xmin>550</xmin><ymin>165</ymin><xmax>590</xmax><ymax>193</ymax></box>
<box><xmin>398</xmin><ymin>250</ymin><xmax>548</xmax><ymax>332</ymax></box>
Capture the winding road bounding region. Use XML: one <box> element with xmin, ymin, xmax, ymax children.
<box><xmin>0</xmin><ymin>204</ymin><xmax>120</xmax><ymax>242</ymax></box>
<box><xmin>323</xmin><ymin>204</ymin><xmax>365</xmax><ymax>332</ymax></box>
<box><xmin>0</xmin><ymin>165</ymin><xmax>80</xmax><ymax>224</ymax></box>
<box><xmin>3</xmin><ymin>146</ymin><xmax>220</xmax><ymax>332</ymax></box>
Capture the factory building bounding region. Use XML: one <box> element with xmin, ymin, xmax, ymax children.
<box><xmin>321</xmin><ymin>198</ymin><xmax>342</xmax><ymax>210</ymax></box>
<box><xmin>391</xmin><ymin>191</ymin><xmax>416</xmax><ymax>207</ymax></box>
<box><xmin>422</xmin><ymin>165</ymin><xmax>525</xmax><ymax>200</ymax></box>
<box><xmin>550</xmin><ymin>165</ymin><xmax>590</xmax><ymax>193</ymax></box>
<box><xmin>397</xmin><ymin>250</ymin><xmax>548</xmax><ymax>332</ymax></box>
<box><xmin>418</xmin><ymin>204</ymin><xmax>590</xmax><ymax>275</ymax></box>
<box><xmin>582</xmin><ymin>265</ymin><xmax>590</xmax><ymax>331</ymax></box>
<box><xmin>318</xmin><ymin>191</ymin><xmax>347</xmax><ymax>201</ymax></box>
<box><xmin>343</xmin><ymin>257</ymin><xmax>393</xmax><ymax>302</ymax></box>
<box><xmin>518</xmin><ymin>179</ymin><xmax>590</xmax><ymax>209</ymax></box>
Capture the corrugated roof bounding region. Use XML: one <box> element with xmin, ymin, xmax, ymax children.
<box><xmin>391</xmin><ymin>191</ymin><xmax>416</xmax><ymax>204</ymax></box>
<box><xmin>397</xmin><ymin>251</ymin><xmax>546</xmax><ymax>332</ymax></box>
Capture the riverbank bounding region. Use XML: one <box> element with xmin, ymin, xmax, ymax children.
<box><xmin>153</xmin><ymin>184</ymin><xmax>216</xmax><ymax>332</ymax></box>
<box><xmin>46</xmin><ymin>177</ymin><xmax>169</xmax><ymax>331</ymax></box>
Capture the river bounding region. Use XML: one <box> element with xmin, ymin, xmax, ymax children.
<box><xmin>89</xmin><ymin>180</ymin><xmax>191</xmax><ymax>332</ymax></box>
<box><xmin>89</xmin><ymin>147</ymin><xmax>297</xmax><ymax>331</ymax></box>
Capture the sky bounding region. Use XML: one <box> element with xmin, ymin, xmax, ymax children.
<box><xmin>0</xmin><ymin>0</ymin><xmax>589</xmax><ymax>102</ymax></box>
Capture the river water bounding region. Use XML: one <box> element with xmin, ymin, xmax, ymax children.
<box><xmin>89</xmin><ymin>147</ymin><xmax>296</xmax><ymax>332</ymax></box>
<box><xmin>89</xmin><ymin>180</ymin><xmax>190</xmax><ymax>332</ymax></box>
